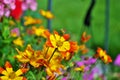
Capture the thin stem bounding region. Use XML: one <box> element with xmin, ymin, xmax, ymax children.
<box><xmin>104</xmin><ymin>0</ymin><xmax>110</xmax><ymax>52</ymax></box>
<box><xmin>47</xmin><ymin>0</ymin><xmax>52</xmax><ymax>31</ymax></box>
<box><xmin>48</xmin><ymin>48</ymin><xmax>57</xmax><ymax>62</ymax></box>
<box><xmin>44</xmin><ymin>47</ymin><xmax>49</xmax><ymax>58</ymax></box>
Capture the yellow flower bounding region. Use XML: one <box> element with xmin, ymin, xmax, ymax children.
<box><xmin>40</xmin><ymin>10</ymin><xmax>54</xmax><ymax>19</ymax></box>
<box><xmin>9</xmin><ymin>20</ymin><xmax>16</xmax><ymax>26</ymax></box>
<box><xmin>37</xmin><ymin>46</ymin><xmax>64</xmax><ymax>77</ymax></box>
<box><xmin>24</xmin><ymin>16</ymin><xmax>42</xmax><ymax>26</ymax></box>
<box><xmin>13</xmin><ymin>37</ymin><xmax>24</xmax><ymax>47</ymax></box>
<box><xmin>46</xmin><ymin>59</ymin><xmax>64</xmax><ymax>76</ymax></box>
<box><xmin>32</xmin><ymin>26</ymin><xmax>47</xmax><ymax>37</ymax></box>
<box><xmin>47</xmin><ymin>32</ymin><xmax>70</xmax><ymax>52</ymax></box>
<box><xmin>41</xmin><ymin>46</ymin><xmax>61</xmax><ymax>61</ymax></box>
<box><xmin>15</xmin><ymin>44</ymin><xmax>46</xmax><ymax>68</ymax></box>
<box><xmin>0</xmin><ymin>61</ymin><xmax>28</xmax><ymax>80</ymax></box>
<box><xmin>74</xmin><ymin>65</ymin><xmax>85</xmax><ymax>72</ymax></box>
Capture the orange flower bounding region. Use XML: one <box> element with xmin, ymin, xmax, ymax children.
<box><xmin>15</xmin><ymin>44</ymin><xmax>45</xmax><ymax>68</ymax></box>
<box><xmin>79</xmin><ymin>44</ymin><xmax>89</xmax><ymax>54</ymax></box>
<box><xmin>81</xmin><ymin>32</ymin><xmax>91</xmax><ymax>43</ymax></box>
<box><xmin>95</xmin><ymin>47</ymin><xmax>112</xmax><ymax>64</ymax></box>
<box><xmin>0</xmin><ymin>61</ymin><xmax>28</xmax><ymax>80</ymax></box>
<box><xmin>47</xmin><ymin>75</ymin><xmax>56</xmax><ymax>80</ymax></box>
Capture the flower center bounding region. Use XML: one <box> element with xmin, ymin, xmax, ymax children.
<box><xmin>9</xmin><ymin>72</ymin><xmax>16</xmax><ymax>79</ymax></box>
<box><xmin>56</xmin><ymin>40</ymin><xmax>63</xmax><ymax>47</ymax></box>
<box><xmin>30</xmin><ymin>56</ymin><xmax>36</xmax><ymax>61</ymax></box>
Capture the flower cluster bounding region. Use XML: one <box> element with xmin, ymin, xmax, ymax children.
<box><xmin>75</xmin><ymin>56</ymin><xmax>96</xmax><ymax>72</ymax></box>
<box><xmin>0</xmin><ymin>0</ymin><xmax>114</xmax><ymax>79</ymax></box>
<box><xmin>14</xmin><ymin>30</ymin><xmax>78</xmax><ymax>79</ymax></box>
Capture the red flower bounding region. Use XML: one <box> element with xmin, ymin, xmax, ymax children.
<box><xmin>11</xmin><ymin>0</ymin><xmax>23</xmax><ymax>20</ymax></box>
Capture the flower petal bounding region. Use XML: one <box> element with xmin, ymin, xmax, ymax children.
<box><xmin>15</xmin><ymin>68</ymin><xmax>28</xmax><ymax>76</ymax></box>
<box><xmin>5</xmin><ymin>61</ymin><xmax>12</xmax><ymax>68</ymax></box>
<box><xmin>14</xmin><ymin>77</ymin><xmax>26</xmax><ymax>80</ymax></box>
<box><xmin>0</xmin><ymin>76</ymin><xmax>9</xmax><ymax>80</ymax></box>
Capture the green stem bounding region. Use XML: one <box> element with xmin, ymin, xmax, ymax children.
<box><xmin>48</xmin><ymin>48</ymin><xmax>57</xmax><ymax>62</ymax></box>
<box><xmin>36</xmin><ymin>68</ymin><xmax>44</xmax><ymax>80</ymax></box>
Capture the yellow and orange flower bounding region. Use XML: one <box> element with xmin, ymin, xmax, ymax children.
<box><xmin>46</xmin><ymin>31</ymin><xmax>70</xmax><ymax>52</ymax></box>
<box><xmin>61</xmin><ymin>41</ymin><xmax>79</xmax><ymax>60</ymax></box>
<box><xmin>79</xmin><ymin>44</ymin><xmax>89</xmax><ymax>54</ymax></box>
<box><xmin>95</xmin><ymin>47</ymin><xmax>112</xmax><ymax>64</ymax></box>
<box><xmin>15</xmin><ymin>44</ymin><xmax>46</xmax><ymax>68</ymax></box>
<box><xmin>32</xmin><ymin>26</ymin><xmax>48</xmax><ymax>38</ymax></box>
<box><xmin>81</xmin><ymin>32</ymin><xmax>91</xmax><ymax>43</ymax></box>
<box><xmin>0</xmin><ymin>61</ymin><xmax>28</xmax><ymax>80</ymax></box>
<box><xmin>45</xmin><ymin>58</ymin><xmax>64</xmax><ymax>77</ymax></box>
<box><xmin>36</xmin><ymin>47</ymin><xmax>64</xmax><ymax>79</ymax></box>
<box><xmin>13</xmin><ymin>37</ymin><xmax>24</xmax><ymax>47</ymax></box>
<box><xmin>24</xmin><ymin>16</ymin><xmax>42</xmax><ymax>26</ymax></box>
<box><xmin>40</xmin><ymin>10</ymin><xmax>54</xmax><ymax>19</ymax></box>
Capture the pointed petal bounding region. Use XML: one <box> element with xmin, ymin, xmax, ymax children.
<box><xmin>0</xmin><ymin>76</ymin><xmax>9</xmax><ymax>80</ymax></box>
<box><xmin>6</xmin><ymin>68</ymin><xmax>13</xmax><ymax>74</ymax></box>
<box><xmin>0</xmin><ymin>68</ymin><xmax>8</xmax><ymax>76</ymax></box>
<box><xmin>15</xmin><ymin>68</ymin><xmax>28</xmax><ymax>76</ymax></box>
<box><xmin>0</xmin><ymin>67</ymin><xmax>5</xmax><ymax>74</ymax></box>
<box><xmin>5</xmin><ymin>61</ymin><xmax>12</xmax><ymax>68</ymax></box>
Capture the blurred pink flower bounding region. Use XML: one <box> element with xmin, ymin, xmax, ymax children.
<box><xmin>61</xmin><ymin>77</ymin><xmax>67</xmax><ymax>80</ymax></box>
<box><xmin>0</xmin><ymin>0</ymin><xmax>15</xmax><ymax>18</ymax></box>
<box><xmin>83</xmin><ymin>67</ymin><xmax>99</xmax><ymax>80</ymax></box>
<box><xmin>5</xmin><ymin>9</ymin><xmax>10</xmax><ymax>17</ymax></box>
<box><xmin>3</xmin><ymin>0</ymin><xmax>16</xmax><ymax>9</ymax></box>
<box><xmin>114</xmin><ymin>54</ymin><xmax>120</xmax><ymax>66</ymax></box>
<box><xmin>11</xmin><ymin>28</ymin><xmax>20</xmax><ymax>37</ymax></box>
<box><xmin>0</xmin><ymin>4</ymin><xmax>4</xmax><ymax>17</ymax></box>
<box><xmin>22</xmin><ymin>0</ymin><xmax>37</xmax><ymax>11</ymax></box>
<box><xmin>3</xmin><ymin>0</ymin><xmax>12</xmax><ymax>4</ymax></box>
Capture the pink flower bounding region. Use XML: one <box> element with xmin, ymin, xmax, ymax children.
<box><xmin>0</xmin><ymin>0</ymin><xmax>16</xmax><ymax>18</ymax></box>
<box><xmin>4</xmin><ymin>8</ymin><xmax>10</xmax><ymax>17</ymax></box>
<box><xmin>0</xmin><ymin>4</ymin><xmax>4</xmax><ymax>17</ymax></box>
<box><xmin>114</xmin><ymin>54</ymin><xmax>120</xmax><ymax>66</ymax></box>
<box><xmin>11</xmin><ymin>28</ymin><xmax>20</xmax><ymax>37</ymax></box>
<box><xmin>22</xmin><ymin>0</ymin><xmax>37</xmax><ymax>11</ymax></box>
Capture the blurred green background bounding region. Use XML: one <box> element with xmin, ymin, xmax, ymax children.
<box><xmin>37</xmin><ymin>0</ymin><xmax>120</xmax><ymax>59</ymax></box>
